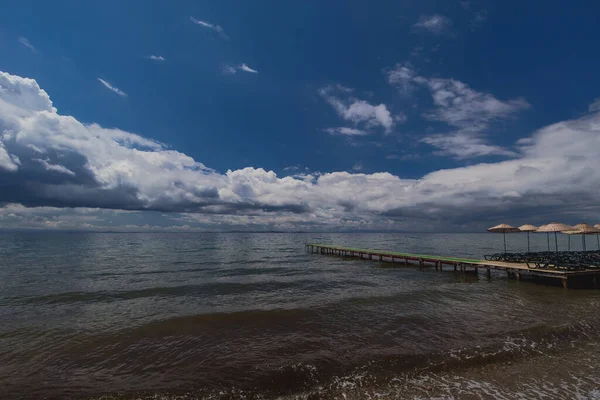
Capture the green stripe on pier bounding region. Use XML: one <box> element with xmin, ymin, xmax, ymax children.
<box><xmin>306</xmin><ymin>244</ymin><xmax>480</xmax><ymax>263</ymax></box>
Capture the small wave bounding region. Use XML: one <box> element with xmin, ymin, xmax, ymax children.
<box><xmin>0</xmin><ymin>280</ymin><xmax>321</xmax><ymax>306</ymax></box>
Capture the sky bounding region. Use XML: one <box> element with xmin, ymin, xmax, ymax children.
<box><xmin>1</xmin><ymin>0</ymin><xmax>600</xmax><ymax>232</ymax></box>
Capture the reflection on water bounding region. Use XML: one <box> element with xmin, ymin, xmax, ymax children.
<box><xmin>0</xmin><ymin>232</ymin><xmax>599</xmax><ymax>399</ymax></box>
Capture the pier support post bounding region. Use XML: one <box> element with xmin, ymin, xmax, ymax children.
<box><xmin>454</xmin><ymin>264</ymin><xmax>457</xmax><ymax>272</ymax></box>
<box><xmin>516</xmin><ymin>272</ymin><xmax>520</xmax><ymax>281</ymax></box>
<box><xmin>562</xmin><ymin>277</ymin><xmax>568</xmax><ymax>289</ymax></box>
<box><xmin>486</xmin><ymin>269</ymin><xmax>491</xmax><ymax>278</ymax></box>
<box><xmin>594</xmin><ymin>275</ymin><xmax>598</xmax><ymax>290</ymax></box>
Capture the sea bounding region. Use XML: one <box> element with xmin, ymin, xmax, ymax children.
<box><xmin>1</xmin><ymin>231</ymin><xmax>600</xmax><ymax>399</ymax></box>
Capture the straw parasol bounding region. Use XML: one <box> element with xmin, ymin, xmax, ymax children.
<box><xmin>595</xmin><ymin>224</ymin><xmax>600</xmax><ymax>250</ymax></box>
<box><xmin>536</xmin><ymin>223</ymin><xmax>574</xmax><ymax>252</ymax></box>
<box><xmin>518</xmin><ymin>224</ymin><xmax>538</xmax><ymax>253</ymax></box>
<box><xmin>572</xmin><ymin>223</ymin><xmax>600</xmax><ymax>251</ymax></box>
<box><xmin>562</xmin><ymin>230</ymin><xmax>580</xmax><ymax>252</ymax></box>
<box><xmin>487</xmin><ymin>224</ymin><xmax>520</xmax><ymax>253</ymax></box>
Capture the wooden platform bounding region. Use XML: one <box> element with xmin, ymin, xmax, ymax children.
<box><xmin>306</xmin><ymin>243</ymin><xmax>600</xmax><ymax>289</ymax></box>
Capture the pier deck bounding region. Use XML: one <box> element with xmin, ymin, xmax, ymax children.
<box><xmin>306</xmin><ymin>243</ymin><xmax>600</xmax><ymax>289</ymax></box>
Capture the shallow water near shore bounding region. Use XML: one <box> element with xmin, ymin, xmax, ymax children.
<box><xmin>1</xmin><ymin>231</ymin><xmax>600</xmax><ymax>399</ymax></box>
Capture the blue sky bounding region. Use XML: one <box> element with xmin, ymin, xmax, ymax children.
<box><xmin>1</xmin><ymin>0</ymin><xmax>600</xmax><ymax>231</ymax></box>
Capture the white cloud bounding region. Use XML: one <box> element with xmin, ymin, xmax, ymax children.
<box><xmin>319</xmin><ymin>85</ymin><xmax>395</xmax><ymax>133</ymax></box>
<box><xmin>18</xmin><ymin>37</ymin><xmax>36</xmax><ymax>53</ymax></box>
<box><xmin>387</xmin><ymin>65</ymin><xmax>529</xmax><ymax>158</ymax></box>
<box><xmin>223</xmin><ymin>64</ymin><xmax>259</xmax><ymax>75</ymax></box>
<box><xmin>0</xmin><ymin>70</ymin><xmax>55</xmax><ymax>114</ymax></box>
<box><xmin>386</xmin><ymin>64</ymin><xmax>416</xmax><ymax>92</ymax></box>
<box><xmin>420</xmin><ymin>78</ymin><xmax>530</xmax><ymax>128</ymax></box>
<box><xmin>147</xmin><ymin>55</ymin><xmax>165</xmax><ymax>62</ymax></box>
<box><xmin>413</xmin><ymin>15</ymin><xmax>453</xmax><ymax>35</ymax></box>
<box><xmin>97</xmin><ymin>78</ymin><xmax>127</xmax><ymax>97</ymax></box>
<box><xmin>239</xmin><ymin>63</ymin><xmax>258</xmax><ymax>74</ymax></box>
<box><xmin>34</xmin><ymin>158</ymin><xmax>76</xmax><ymax>176</ymax></box>
<box><xmin>422</xmin><ymin>133</ymin><xmax>518</xmax><ymax>159</ymax></box>
<box><xmin>190</xmin><ymin>17</ymin><xmax>228</xmax><ymax>39</ymax></box>
<box><xmin>589</xmin><ymin>98</ymin><xmax>600</xmax><ymax>112</ymax></box>
<box><xmin>2</xmin><ymin>70</ymin><xmax>600</xmax><ymax>230</ymax></box>
<box><xmin>0</xmin><ymin>142</ymin><xmax>19</xmax><ymax>171</ymax></box>
<box><xmin>474</xmin><ymin>10</ymin><xmax>488</xmax><ymax>24</ymax></box>
<box><xmin>325</xmin><ymin>127</ymin><xmax>369</xmax><ymax>136</ymax></box>
<box><xmin>222</xmin><ymin>65</ymin><xmax>237</xmax><ymax>75</ymax></box>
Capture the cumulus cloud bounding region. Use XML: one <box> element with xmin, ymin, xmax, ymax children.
<box><xmin>413</xmin><ymin>15</ymin><xmax>453</xmax><ymax>35</ymax></box>
<box><xmin>2</xmin><ymin>70</ymin><xmax>600</xmax><ymax>230</ymax></box>
<box><xmin>97</xmin><ymin>78</ymin><xmax>127</xmax><ymax>97</ymax></box>
<box><xmin>319</xmin><ymin>85</ymin><xmax>394</xmax><ymax>133</ymax></box>
<box><xmin>387</xmin><ymin>64</ymin><xmax>529</xmax><ymax>158</ymax></box>
<box><xmin>18</xmin><ymin>37</ymin><xmax>36</xmax><ymax>53</ymax></box>
<box><xmin>147</xmin><ymin>55</ymin><xmax>165</xmax><ymax>62</ymax></box>
<box><xmin>190</xmin><ymin>17</ymin><xmax>228</xmax><ymax>39</ymax></box>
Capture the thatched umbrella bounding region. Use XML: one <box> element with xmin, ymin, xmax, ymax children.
<box><xmin>518</xmin><ymin>224</ymin><xmax>538</xmax><ymax>253</ymax></box>
<box><xmin>572</xmin><ymin>223</ymin><xmax>600</xmax><ymax>251</ymax></box>
<box><xmin>537</xmin><ymin>223</ymin><xmax>573</xmax><ymax>252</ymax></box>
<box><xmin>487</xmin><ymin>224</ymin><xmax>520</xmax><ymax>253</ymax></box>
<box><xmin>595</xmin><ymin>224</ymin><xmax>600</xmax><ymax>250</ymax></box>
<box><xmin>562</xmin><ymin>230</ymin><xmax>580</xmax><ymax>252</ymax></box>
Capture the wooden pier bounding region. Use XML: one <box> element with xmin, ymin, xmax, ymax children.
<box><xmin>306</xmin><ymin>243</ymin><xmax>600</xmax><ymax>289</ymax></box>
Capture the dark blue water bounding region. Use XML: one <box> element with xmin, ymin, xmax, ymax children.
<box><xmin>1</xmin><ymin>232</ymin><xmax>600</xmax><ymax>399</ymax></box>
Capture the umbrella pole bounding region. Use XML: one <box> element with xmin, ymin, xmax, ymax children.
<box><xmin>583</xmin><ymin>235</ymin><xmax>587</xmax><ymax>252</ymax></box>
<box><xmin>547</xmin><ymin>233</ymin><xmax>550</xmax><ymax>251</ymax></box>
<box><xmin>554</xmin><ymin>232</ymin><xmax>558</xmax><ymax>253</ymax></box>
<box><xmin>597</xmin><ymin>233</ymin><xmax>599</xmax><ymax>250</ymax></box>
<box><xmin>568</xmin><ymin>235</ymin><xmax>571</xmax><ymax>252</ymax></box>
<box><xmin>503</xmin><ymin>231</ymin><xmax>507</xmax><ymax>253</ymax></box>
<box><xmin>527</xmin><ymin>232</ymin><xmax>530</xmax><ymax>253</ymax></box>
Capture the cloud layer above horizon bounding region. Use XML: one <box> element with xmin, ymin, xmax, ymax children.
<box><xmin>1</xmin><ymin>70</ymin><xmax>600</xmax><ymax>231</ymax></box>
